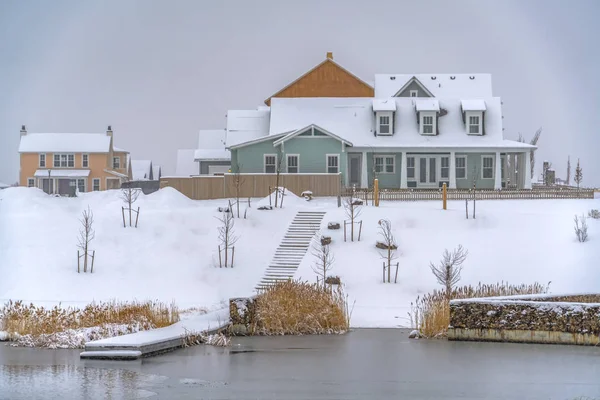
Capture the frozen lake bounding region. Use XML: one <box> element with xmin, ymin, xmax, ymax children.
<box><xmin>1</xmin><ymin>329</ymin><xmax>600</xmax><ymax>399</ymax></box>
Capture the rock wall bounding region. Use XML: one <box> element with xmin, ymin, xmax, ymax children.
<box><xmin>228</xmin><ymin>296</ymin><xmax>258</xmax><ymax>335</ymax></box>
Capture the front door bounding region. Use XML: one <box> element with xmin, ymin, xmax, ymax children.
<box><xmin>418</xmin><ymin>156</ymin><xmax>438</xmax><ymax>187</ymax></box>
<box><xmin>349</xmin><ymin>154</ymin><xmax>361</xmax><ymax>187</ymax></box>
<box><xmin>42</xmin><ymin>178</ymin><xmax>52</xmax><ymax>194</ymax></box>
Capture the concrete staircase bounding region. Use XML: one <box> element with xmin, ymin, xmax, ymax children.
<box><xmin>255</xmin><ymin>211</ymin><xmax>326</xmax><ymax>291</ymax></box>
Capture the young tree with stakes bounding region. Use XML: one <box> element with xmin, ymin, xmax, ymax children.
<box><xmin>378</xmin><ymin>219</ymin><xmax>398</xmax><ymax>283</ymax></box>
<box><xmin>121</xmin><ymin>185</ymin><xmax>141</xmax><ymax>227</ymax></box>
<box><xmin>343</xmin><ymin>186</ymin><xmax>363</xmax><ymax>242</ymax></box>
<box><xmin>274</xmin><ymin>148</ymin><xmax>284</xmax><ymax>208</ymax></box>
<box><xmin>77</xmin><ymin>206</ymin><xmax>96</xmax><ymax>273</ymax></box>
<box><xmin>311</xmin><ymin>236</ymin><xmax>335</xmax><ymax>289</ymax></box>
<box><xmin>231</xmin><ymin>165</ymin><xmax>246</xmax><ymax>218</ymax></box>
<box><xmin>574</xmin><ymin>159</ymin><xmax>583</xmax><ymax>190</ymax></box>
<box><xmin>216</xmin><ymin>210</ymin><xmax>238</xmax><ymax>268</ymax></box>
<box><xmin>429</xmin><ymin>245</ymin><xmax>468</xmax><ymax>300</ymax></box>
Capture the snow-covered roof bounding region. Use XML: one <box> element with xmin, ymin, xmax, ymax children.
<box><xmin>105</xmin><ymin>169</ymin><xmax>128</xmax><ymax>179</ymax></box>
<box><xmin>226</xmin><ymin>108</ymin><xmax>270</xmax><ymax>147</ymax></box>
<box><xmin>34</xmin><ymin>169</ymin><xmax>91</xmax><ymax>178</ymax></box>
<box><xmin>372</xmin><ymin>99</ymin><xmax>396</xmax><ymax>112</ymax></box>
<box><xmin>113</xmin><ymin>146</ymin><xmax>129</xmax><ymax>153</ymax></box>
<box><xmin>19</xmin><ymin>133</ymin><xmax>111</xmax><ymax>153</ymax></box>
<box><xmin>415</xmin><ymin>99</ymin><xmax>440</xmax><ymax>112</ymax></box>
<box><xmin>152</xmin><ymin>165</ymin><xmax>161</xmax><ymax>179</ymax></box>
<box><xmin>268</xmin><ymin>97</ymin><xmax>536</xmax><ymax>150</ymax></box>
<box><xmin>461</xmin><ymin>99</ymin><xmax>487</xmax><ymax>111</ymax></box>
<box><xmin>131</xmin><ymin>160</ymin><xmax>153</xmax><ymax>181</ymax></box>
<box><xmin>197</xmin><ymin>129</ymin><xmax>227</xmax><ymax>149</ymax></box>
<box><xmin>194</xmin><ymin>149</ymin><xmax>231</xmax><ymax>161</ymax></box>
<box><xmin>374</xmin><ymin>74</ymin><xmax>493</xmax><ymax>98</ymax></box>
<box><xmin>175</xmin><ymin>149</ymin><xmax>198</xmax><ymax>176</ymax></box>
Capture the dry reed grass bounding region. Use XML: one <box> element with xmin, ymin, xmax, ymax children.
<box><xmin>409</xmin><ymin>281</ymin><xmax>550</xmax><ymax>338</ymax></box>
<box><xmin>181</xmin><ymin>328</ymin><xmax>230</xmax><ymax>347</ymax></box>
<box><xmin>254</xmin><ymin>280</ymin><xmax>350</xmax><ymax>335</ymax></box>
<box><xmin>0</xmin><ymin>300</ymin><xmax>180</xmax><ymax>339</ymax></box>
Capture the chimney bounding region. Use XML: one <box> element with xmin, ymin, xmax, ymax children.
<box><xmin>106</xmin><ymin>125</ymin><xmax>113</xmax><ymax>136</ymax></box>
<box><xmin>326</xmin><ymin>52</ymin><xmax>333</xmax><ymax>60</ymax></box>
<box><xmin>20</xmin><ymin>125</ymin><xmax>27</xmax><ymax>136</ymax></box>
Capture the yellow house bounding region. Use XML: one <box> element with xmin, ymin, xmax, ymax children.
<box><xmin>18</xmin><ymin>125</ymin><xmax>132</xmax><ymax>195</ymax></box>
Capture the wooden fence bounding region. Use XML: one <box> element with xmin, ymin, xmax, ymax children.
<box><xmin>343</xmin><ymin>187</ymin><xmax>595</xmax><ymax>202</ymax></box>
<box><xmin>160</xmin><ymin>173</ymin><xmax>342</xmax><ymax>200</ymax></box>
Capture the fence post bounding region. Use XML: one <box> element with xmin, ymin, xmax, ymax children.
<box><xmin>442</xmin><ymin>182</ymin><xmax>447</xmax><ymax>210</ymax></box>
<box><xmin>374</xmin><ymin>178</ymin><xmax>380</xmax><ymax>207</ymax></box>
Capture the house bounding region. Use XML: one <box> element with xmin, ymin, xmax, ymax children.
<box><xmin>152</xmin><ymin>165</ymin><xmax>162</xmax><ymax>181</ymax></box>
<box><xmin>131</xmin><ymin>160</ymin><xmax>154</xmax><ymax>181</ymax></box>
<box><xmin>219</xmin><ymin>73</ymin><xmax>535</xmax><ymax>190</ymax></box>
<box><xmin>18</xmin><ymin>125</ymin><xmax>132</xmax><ymax>195</ymax></box>
<box><xmin>193</xmin><ymin>129</ymin><xmax>230</xmax><ymax>175</ymax></box>
<box><xmin>175</xmin><ymin>149</ymin><xmax>198</xmax><ymax>176</ymax></box>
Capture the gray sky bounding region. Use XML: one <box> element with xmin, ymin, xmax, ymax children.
<box><xmin>1</xmin><ymin>0</ymin><xmax>599</xmax><ymax>186</ymax></box>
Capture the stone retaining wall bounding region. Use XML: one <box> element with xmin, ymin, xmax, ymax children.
<box><xmin>448</xmin><ymin>293</ymin><xmax>600</xmax><ymax>346</ymax></box>
<box><xmin>229</xmin><ymin>296</ymin><xmax>258</xmax><ymax>335</ymax></box>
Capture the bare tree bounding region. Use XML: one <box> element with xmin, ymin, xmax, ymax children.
<box><xmin>429</xmin><ymin>245</ymin><xmax>468</xmax><ymax>300</ymax></box>
<box><xmin>471</xmin><ymin>166</ymin><xmax>479</xmax><ymax>219</ymax></box>
<box><xmin>274</xmin><ymin>147</ymin><xmax>284</xmax><ymax>208</ymax></box>
<box><xmin>120</xmin><ymin>186</ymin><xmax>141</xmax><ymax>227</ymax></box>
<box><xmin>518</xmin><ymin>127</ymin><xmax>542</xmax><ymax>179</ymax></box>
<box><xmin>231</xmin><ymin>165</ymin><xmax>246</xmax><ymax>218</ymax></box>
<box><xmin>574</xmin><ymin>214</ymin><xmax>588</xmax><ymax>243</ymax></box>
<box><xmin>311</xmin><ymin>238</ymin><xmax>335</xmax><ymax>289</ymax></box>
<box><xmin>378</xmin><ymin>219</ymin><xmax>398</xmax><ymax>283</ymax></box>
<box><xmin>574</xmin><ymin>159</ymin><xmax>583</xmax><ymax>190</ymax></box>
<box><xmin>77</xmin><ymin>206</ymin><xmax>96</xmax><ymax>273</ymax></box>
<box><xmin>543</xmin><ymin>162</ymin><xmax>553</xmax><ymax>186</ymax></box>
<box><xmin>566</xmin><ymin>156</ymin><xmax>571</xmax><ymax>186</ymax></box>
<box><xmin>343</xmin><ymin>186</ymin><xmax>363</xmax><ymax>242</ymax></box>
<box><xmin>216</xmin><ymin>210</ymin><xmax>238</xmax><ymax>267</ymax></box>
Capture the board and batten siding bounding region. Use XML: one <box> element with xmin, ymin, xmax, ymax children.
<box><xmin>231</xmin><ymin>136</ymin><xmax>347</xmax><ymax>181</ymax></box>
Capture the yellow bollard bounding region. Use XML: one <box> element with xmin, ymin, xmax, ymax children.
<box><xmin>442</xmin><ymin>182</ymin><xmax>447</xmax><ymax>210</ymax></box>
<box><xmin>374</xmin><ymin>178</ymin><xmax>380</xmax><ymax>207</ymax></box>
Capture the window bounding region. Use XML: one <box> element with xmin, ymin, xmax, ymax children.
<box><xmin>287</xmin><ymin>155</ymin><xmax>299</xmax><ymax>173</ymax></box>
<box><xmin>419</xmin><ymin>158</ymin><xmax>427</xmax><ymax>183</ymax></box>
<box><xmin>422</xmin><ymin>115</ymin><xmax>434</xmax><ymax>134</ymax></box>
<box><xmin>68</xmin><ymin>154</ymin><xmax>74</xmax><ymax>167</ymax></box>
<box><xmin>82</xmin><ymin>154</ymin><xmax>89</xmax><ymax>168</ymax></box>
<box><xmin>469</xmin><ymin>116</ymin><xmax>480</xmax><ymax>134</ymax></box>
<box><xmin>264</xmin><ymin>154</ymin><xmax>277</xmax><ymax>173</ymax></box>
<box><xmin>92</xmin><ymin>178</ymin><xmax>100</xmax><ymax>191</ymax></box>
<box><xmin>39</xmin><ymin>154</ymin><xmax>46</xmax><ymax>168</ymax></box>
<box><xmin>429</xmin><ymin>158</ymin><xmax>436</xmax><ymax>183</ymax></box>
<box><xmin>379</xmin><ymin>115</ymin><xmax>390</xmax><ymax>134</ymax></box>
<box><xmin>77</xmin><ymin>179</ymin><xmax>86</xmax><ymax>193</ymax></box>
<box><xmin>410</xmin><ymin>90</ymin><xmax>418</xmax><ymax>97</ymax></box>
<box><xmin>482</xmin><ymin>156</ymin><xmax>494</xmax><ymax>179</ymax></box>
<box><xmin>113</xmin><ymin>156</ymin><xmax>120</xmax><ymax>169</ymax></box>
<box><xmin>441</xmin><ymin>157</ymin><xmax>450</xmax><ymax>179</ymax></box>
<box><xmin>406</xmin><ymin>157</ymin><xmax>415</xmax><ymax>179</ymax></box>
<box><xmin>374</xmin><ymin>156</ymin><xmax>395</xmax><ymax>174</ymax></box>
<box><xmin>53</xmin><ymin>153</ymin><xmax>74</xmax><ymax>167</ymax></box>
<box><xmin>54</xmin><ymin>154</ymin><xmax>60</xmax><ymax>167</ymax></box>
<box><xmin>27</xmin><ymin>178</ymin><xmax>35</xmax><ymax>188</ymax></box>
<box><xmin>456</xmin><ymin>156</ymin><xmax>467</xmax><ymax>179</ymax></box>
<box><xmin>327</xmin><ymin>155</ymin><xmax>339</xmax><ymax>173</ymax></box>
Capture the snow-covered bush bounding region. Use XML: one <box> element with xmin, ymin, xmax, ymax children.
<box><xmin>588</xmin><ymin>209</ymin><xmax>599</xmax><ymax>219</ymax></box>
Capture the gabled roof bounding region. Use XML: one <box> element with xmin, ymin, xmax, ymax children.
<box><xmin>393</xmin><ymin>76</ymin><xmax>435</xmax><ymax>97</ymax></box>
<box><xmin>372</xmin><ymin>99</ymin><xmax>396</xmax><ymax>112</ymax></box>
<box><xmin>226</xmin><ymin>132</ymin><xmax>288</xmax><ymax>150</ymax></box>
<box><xmin>264</xmin><ymin>53</ymin><xmax>374</xmax><ymax>106</ymax></box>
<box><xmin>152</xmin><ymin>165</ymin><xmax>162</xmax><ymax>180</ymax></box>
<box><xmin>197</xmin><ymin>129</ymin><xmax>227</xmax><ymax>149</ymax></box>
<box><xmin>415</xmin><ymin>99</ymin><xmax>440</xmax><ymax>112</ymax></box>
<box><xmin>461</xmin><ymin>99</ymin><xmax>487</xmax><ymax>111</ymax></box>
<box><xmin>19</xmin><ymin>133</ymin><xmax>111</xmax><ymax>153</ymax></box>
<box><xmin>272</xmin><ymin>124</ymin><xmax>353</xmax><ymax>147</ymax></box>
<box><xmin>375</xmin><ymin>74</ymin><xmax>493</xmax><ymax>98</ymax></box>
<box><xmin>175</xmin><ymin>149</ymin><xmax>198</xmax><ymax>176</ymax></box>
<box><xmin>131</xmin><ymin>160</ymin><xmax>153</xmax><ymax>181</ymax></box>
<box><xmin>194</xmin><ymin>149</ymin><xmax>231</xmax><ymax>161</ymax></box>
<box><xmin>226</xmin><ymin>108</ymin><xmax>271</xmax><ymax>147</ymax></box>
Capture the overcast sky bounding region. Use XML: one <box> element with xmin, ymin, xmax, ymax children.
<box><xmin>1</xmin><ymin>0</ymin><xmax>598</xmax><ymax>186</ymax></box>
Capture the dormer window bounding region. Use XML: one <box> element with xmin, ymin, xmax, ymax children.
<box><xmin>415</xmin><ymin>100</ymin><xmax>440</xmax><ymax>136</ymax></box>
<box><xmin>422</xmin><ymin>115</ymin><xmax>434</xmax><ymax>134</ymax></box>
<box><xmin>468</xmin><ymin>115</ymin><xmax>480</xmax><ymax>134</ymax></box>
<box><xmin>379</xmin><ymin>115</ymin><xmax>390</xmax><ymax>134</ymax></box>
<box><xmin>461</xmin><ymin>100</ymin><xmax>486</xmax><ymax>136</ymax></box>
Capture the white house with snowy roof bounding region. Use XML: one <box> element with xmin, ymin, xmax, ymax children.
<box><xmin>212</xmin><ymin>73</ymin><xmax>534</xmax><ymax>190</ymax></box>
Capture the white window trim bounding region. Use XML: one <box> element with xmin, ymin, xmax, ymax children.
<box><xmin>264</xmin><ymin>154</ymin><xmax>277</xmax><ymax>174</ymax></box>
<box><xmin>92</xmin><ymin>178</ymin><xmax>101</xmax><ymax>191</ymax></box>
<box><xmin>286</xmin><ymin>154</ymin><xmax>299</xmax><ymax>173</ymax></box>
<box><xmin>406</xmin><ymin>156</ymin><xmax>416</xmax><ymax>180</ymax></box>
<box><xmin>440</xmin><ymin>156</ymin><xmax>450</xmax><ymax>180</ymax></box>
<box><xmin>410</xmin><ymin>90</ymin><xmax>418</xmax><ymax>97</ymax></box>
<box><xmin>39</xmin><ymin>153</ymin><xmax>46</xmax><ymax>168</ymax></box>
<box><xmin>82</xmin><ymin>153</ymin><xmax>89</xmax><ymax>168</ymax></box>
<box><xmin>376</xmin><ymin>111</ymin><xmax>393</xmax><ymax>136</ymax></box>
<box><xmin>420</xmin><ymin>112</ymin><xmax>436</xmax><ymax>136</ymax></box>
<box><xmin>466</xmin><ymin>111</ymin><xmax>483</xmax><ymax>135</ymax></box>
<box><xmin>455</xmin><ymin>156</ymin><xmax>468</xmax><ymax>179</ymax></box>
<box><xmin>481</xmin><ymin>155</ymin><xmax>495</xmax><ymax>179</ymax></box>
<box><xmin>374</xmin><ymin>155</ymin><xmax>395</xmax><ymax>174</ymax></box>
<box><xmin>27</xmin><ymin>177</ymin><xmax>35</xmax><ymax>188</ymax></box>
<box><xmin>112</xmin><ymin>156</ymin><xmax>121</xmax><ymax>169</ymax></box>
<box><xmin>53</xmin><ymin>153</ymin><xmax>75</xmax><ymax>168</ymax></box>
<box><xmin>326</xmin><ymin>154</ymin><xmax>340</xmax><ymax>174</ymax></box>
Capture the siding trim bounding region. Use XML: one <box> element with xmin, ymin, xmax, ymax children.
<box><xmin>273</xmin><ymin>124</ymin><xmax>353</xmax><ymax>147</ymax></box>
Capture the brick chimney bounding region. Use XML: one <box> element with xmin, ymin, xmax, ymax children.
<box><xmin>326</xmin><ymin>52</ymin><xmax>333</xmax><ymax>60</ymax></box>
<box><xmin>20</xmin><ymin>125</ymin><xmax>27</xmax><ymax>136</ymax></box>
<box><xmin>106</xmin><ymin>125</ymin><xmax>113</xmax><ymax>136</ymax></box>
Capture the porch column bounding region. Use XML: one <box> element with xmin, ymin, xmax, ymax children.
<box><xmin>400</xmin><ymin>152</ymin><xmax>408</xmax><ymax>189</ymax></box>
<box><xmin>494</xmin><ymin>151</ymin><xmax>502</xmax><ymax>190</ymax></box>
<box><xmin>510</xmin><ymin>154</ymin><xmax>517</xmax><ymax>187</ymax></box>
<box><xmin>524</xmin><ymin>151</ymin><xmax>532</xmax><ymax>189</ymax></box>
<box><xmin>360</xmin><ymin>151</ymin><xmax>368</xmax><ymax>189</ymax></box>
<box><xmin>449</xmin><ymin>151</ymin><xmax>456</xmax><ymax>189</ymax></box>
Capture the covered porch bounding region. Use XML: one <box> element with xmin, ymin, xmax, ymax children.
<box><xmin>34</xmin><ymin>169</ymin><xmax>91</xmax><ymax>196</ymax></box>
<box><xmin>345</xmin><ymin>147</ymin><xmax>533</xmax><ymax>190</ymax></box>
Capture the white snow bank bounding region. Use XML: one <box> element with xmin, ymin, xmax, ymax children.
<box><xmin>256</xmin><ymin>187</ymin><xmax>307</xmax><ymax>208</ymax></box>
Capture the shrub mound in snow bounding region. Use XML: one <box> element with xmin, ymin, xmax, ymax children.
<box><xmin>252</xmin><ymin>280</ymin><xmax>349</xmax><ymax>335</ymax></box>
<box><xmin>256</xmin><ymin>187</ymin><xmax>305</xmax><ymax>208</ymax></box>
<box><xmin>0</xmin><ymin>300</ymin><xmax>180</xmax><ymax>348</ymax></box>
<box><xmin>375</xmin><ymin>241</ymin><xmax>398</xmax><ymax>250</ymax></box>
<box><xmin>327</xmin><ymin>222</ymin><xmax>340</xmax><ymax>230</ymax></box>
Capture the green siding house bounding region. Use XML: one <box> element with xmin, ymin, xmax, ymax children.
<box><xmin>217</xmin><ymin>74</ymin><xmax>537</xmax><ymax>190</ymax></box>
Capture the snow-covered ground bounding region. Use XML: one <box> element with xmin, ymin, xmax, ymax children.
<box><xmin>1</xmin><ymin>187</ymin><xmax>598</xmax><ymax>328</ymax></box>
